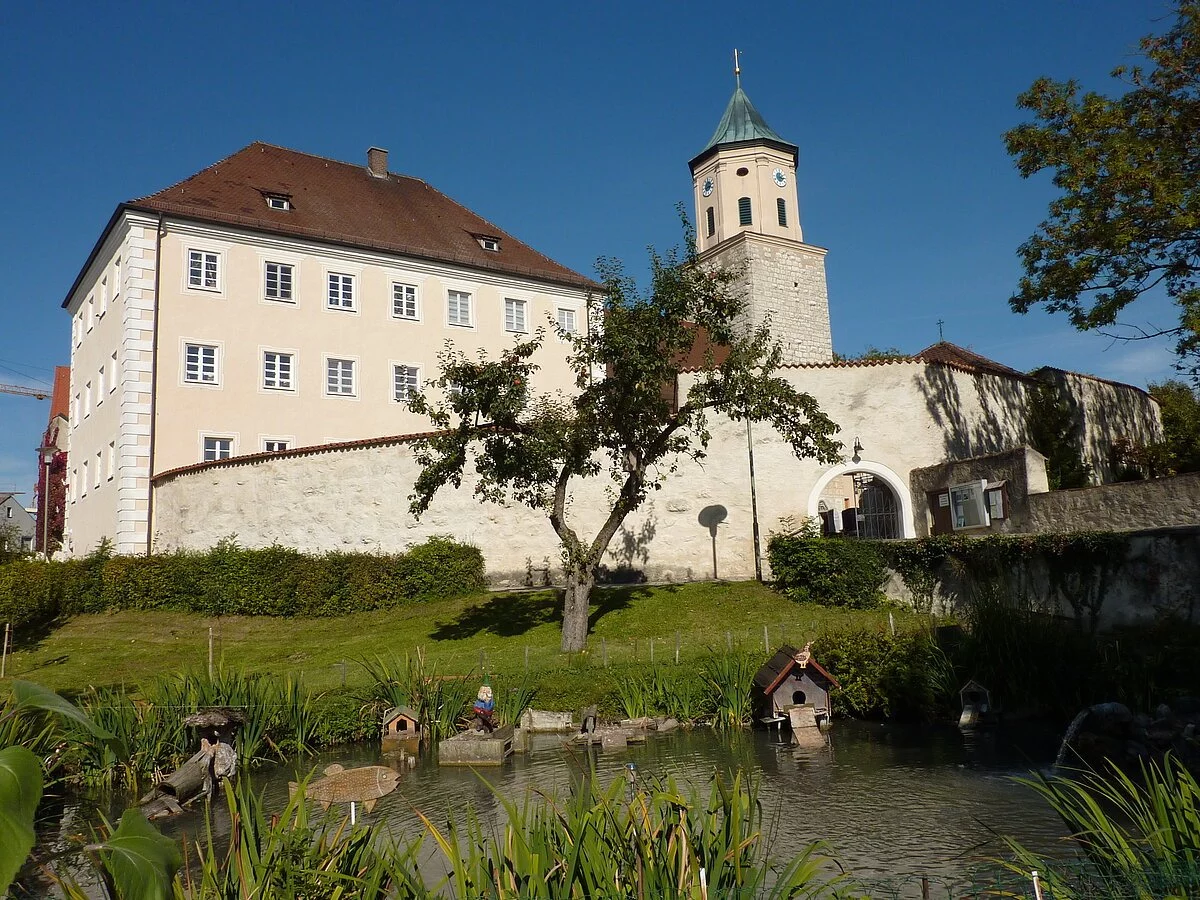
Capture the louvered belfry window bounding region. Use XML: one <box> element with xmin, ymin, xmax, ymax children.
<box><xmin>738</xmin><ymin>197</ymin><xmax>752</xmax><ymax>226</ymax></box>
<box><xmin>777</xmin><ymin>198</ymin><xmax>787</xmax><ymax>227</ymax></box>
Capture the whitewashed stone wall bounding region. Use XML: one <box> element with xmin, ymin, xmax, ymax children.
<box><xmin>153</xmin><ymin>361</ymin><xmax>1059</xmax><ymax>581</ymax></box>
<box><xmin>1027</xmin><ymin>471</ymin><xmax>1200</xmax><ymax>533</ymax></box>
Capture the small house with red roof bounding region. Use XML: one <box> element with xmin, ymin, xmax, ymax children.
<box><xmin>754</xmin><ymin>643</ymin><xmax>840</xmax><ymax>730</ymax></box>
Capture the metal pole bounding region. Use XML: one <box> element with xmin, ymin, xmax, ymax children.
<box><xmin>42</xmin><ymin>454</ymin><xmax>50</xmax><ymax>558</ymax></box>
<box><xmin>602</xmin><ymin>637</ymin><xmax>608</xmax><ymax>668</ymax></box>
<box><xmin>674</xmin><ymin>630</ymin><xmax>680</xmax><ymax>665</ymax></box>
<box><xmin>208</xmin><ymin>627</ymin><xmax>214</xmax><ymax>678</ymax></box>
<box><xmin>1</xmin><ymin>623</ymin><xmax>9</xmax><ymax>679</ymax></box>
<box><xmin>763</xmin><ymin>624</ymin><xmax>770</xmax><ymax>653</ymax></box>
<box><xmin>746</xmin><ymin>420</ymin><xmax>762</xmax><ymax>581</ymax></box>
<box><xmin>1031</xmin><ymin>871</ymin><xmax>1044</xmax><ymax>900</ymax></box>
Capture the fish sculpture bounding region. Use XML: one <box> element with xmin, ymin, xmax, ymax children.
<box><xmin>288</xmin><ymin>763</ymin><xmax>400</xmax><ymax>812</ymax></box>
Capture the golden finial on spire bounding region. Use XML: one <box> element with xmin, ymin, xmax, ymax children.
<box><xmin>733</xmin><ymin>48</ymin><xmax>742</xmax><ymax>88</ymax></box>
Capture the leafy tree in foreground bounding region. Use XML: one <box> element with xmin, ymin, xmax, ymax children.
<box><xmin>1027</xmin><ymin>381</ymin><xmax>1093</xmax><ymax>489</ymax></box>
<box><xmin>407</xmin><ymin>230</ymin><xmax>841</xmax><ymax>652</ymax></box>
<box><xmin>1005</xmin><ymin>1</ymin><xmax>1200</xmax><ymax>382</ymax></box>
<box><xmin>1113</xmin><ymin>379</ymin><xmax>1200</xmax><ymax>477</ymax></box>
<box><xmin>832</xmin><ymin>345</ymin><xmax>908</xmax><ymax>362</ymax></box>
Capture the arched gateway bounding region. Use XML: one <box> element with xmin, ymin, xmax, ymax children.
<box><xmin>806</xmin><ymin>460</ymin><xmax>916</xmax><ymax>539</ymax></box>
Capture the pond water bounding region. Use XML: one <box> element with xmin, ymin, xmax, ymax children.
<box><xmin>24</xmin><ymin>722</ymin><xmax>1072</xmax><ymax>897</ymax></box>
<box><xmin>145</xmin><ymin>721</ymin><xmax>1068</xmax><ymax>893</ymax></box>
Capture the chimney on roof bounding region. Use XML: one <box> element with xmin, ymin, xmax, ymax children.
<box><xmin>367</xmin><ymin>147</ymin><xmax>389</xmax><ymax>178</ymax></box>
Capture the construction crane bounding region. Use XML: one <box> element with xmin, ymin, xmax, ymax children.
<box><xmin>0</xmin><ymin>382</ymin><xmax>49</xmax><ymax>400</ymax></box>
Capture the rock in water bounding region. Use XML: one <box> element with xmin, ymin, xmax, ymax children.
<box><xmin>288</xmin><ymin>764</ymin><xmax>400</xmax><ymax>812</ymax></box>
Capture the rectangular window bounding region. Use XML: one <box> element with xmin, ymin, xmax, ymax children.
<box><xmin>72</xmin><ymin>394</ymin><xmax>79</xmax><ymax>426</ymax></box>
<box><xmin>188</xmin><ymin>250</ymin><xmax>220</xmax><ymax>290</ymax></box>
<box><xmin>738</xmin><ymin>196</ymin><xmax>752</xmax><ymax>226</ymax></box>
<box><xmin>72</xmin><ymin>315</ymin><xmax>81</xmax><ymax>347</ymax></box>
<box><xmin>447</xmin><ymin>290</ymin><xmax>472</xmax><ymax>327</ymax></box>
<box><xmin>94</xmin><ymin>451</ymin><xmax>102</xmax><ymax>489</ymax></box>
<box><xmin>504</xmin><ymin>298</ymin><xmax>527</xmax><ymax>333</ymax></box>
<box><xmin>202</xmin><ymin>437</ymin><xmax>233</xmax><ymax>462</ymax></box>
<box><xmin>265</xmin><ymin>195</ymin><xmax>291</xmax><ymax>210</ymax></box>
<box><xmin>326</xmin><ymin>358</ymin><xmax>356</xmax><ymax>396</ymax></box>
<box><xmin>327</xmin><ymin>273</ymin><xmax>355</xmax><ymax>310</ymax></box>
<box><xmin>110</xmin><ymin>351</ymin><xmax>118</xmax><ymax>393</ymax></box>
<box><xmin>949</xmin><ymin>480</ymin><xmax>990</xmax><ymax>530</ymax></box>
<box><xmin>69</xmin><ymin>469</ymin><xmax>76</xmax><ymax>503</ymax></box>
<box><xmin>97</xmin><ymin>366</ymin><xmax>105</xmax><ymax>405</ymax></box>
<box><xmin>99</xmin><ymin>277</ymin><xmax>108</xmax><ymax>317</ymax></box>
<box><xmin>393</xmin><ymin>364</ymin><xmax>420</xmax><ymax>402</ymax></box>
<box><xmin>392</xmin><ymin>282</ymin><xmax>418</xmax><ymax>319</ymax></box>
<box><xmin>263</xmin><ymin>351</ymin><xmax>295</xmax><ymax>390</ymax></box>
<box><xmin>184</xmin><ymin>343</ymin><xmax>219</xmax><ymax>384</ymax></box>
<box><xmin>86</xmin><ymin>295</ymin><xmax>95</xmax><ymax>331</ymax></box>
<box><xmin>113</xmin><ymin>256</ymin><xmax>120</xmax><ymax>302</ymax></box>
<box><xmin>777</xmin><ymin>197</ymin><xmax>787</xmax><ymax>227</ymax></box>
<box><xmin>106</xmin><ymin>441</ymin><xmax>115</xmax><ymax>480</ymax></box>
<box><xmin>706</xmin><ymin>206</ymin><xmax>715</xmax><ymax>237</ymax></box>
<box><xmin>81</xmin><ymin>460</ymin><xmax>88</xmax><ymax>496</ymax></box>
<box><xmin>83</xmin><ymin>382</ymin><xmax>92</xmax><ymax>417</ymax></box>
<box><xmin>264</xmin><ymin>439</ymin><xmax>290</xmax><ymax>452</ymax></box>
<box><xmin>557</xmin><ymin>307</ymin><xmax>577</xmax><ymax>334</ymax></box>
<box><xmin>265</xmin><ymin>262</ymin><xmax>294</xmax><ymax>302</ymax></box>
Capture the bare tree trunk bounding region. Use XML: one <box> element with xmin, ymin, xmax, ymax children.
<box><xmin>561</xmin><ymin>566</ymin><xmax>595</xmax><ymax>653</ymax></box>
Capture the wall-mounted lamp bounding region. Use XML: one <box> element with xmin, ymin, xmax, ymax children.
<box><xmin>852</xmin><ymin>437</ymin><xmax>864</xmax><ymax>463</ymax></box>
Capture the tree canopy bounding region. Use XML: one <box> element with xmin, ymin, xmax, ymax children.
<box><xmin>407</xmin><ymin>228</ymin><xmax>841</xmax><ymax>651</ymax></box>
<box><xmin>1005</xmin><ymin>1</ymin><xmax>1200</xmax><ymax>382</ymax></box>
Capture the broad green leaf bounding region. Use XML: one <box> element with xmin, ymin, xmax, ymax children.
<box><xmin>0</xmin><ymin>745</ymin><xmax>43</xmax><ymax>895</ymax></box>
<box><xmin>10</xmin><ymin>680</ymin><xmax>126</xmax><ymax>758</ymax></box>
<box><xmin>97</xmin><ymin>809</ymin><xmax>181</xmax><ymax>900</ymax></box>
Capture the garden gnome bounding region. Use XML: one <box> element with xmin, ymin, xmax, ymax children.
<box><xmin>472</xmin><ymin>678</ymin><xmax>496</xmax><ymax>733</ymax></box>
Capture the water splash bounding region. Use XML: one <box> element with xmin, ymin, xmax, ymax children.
<box><xmin>1054</xmin><ymin>707</ymin><xmax>1091</xmax><ymax>771</ymax></box>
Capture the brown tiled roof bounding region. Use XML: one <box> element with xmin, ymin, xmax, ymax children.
<box><xmin>48</xmin><ymin>366</ymin><xmax>70</xmax><ymax>422</ymax></box>
<box><xmin>151</xmin><ymin>428</ymin><xmax>450</xmax><ymax>482</ymax></box>
<box><xmin>65</xmin><ymin>142</ymin><xmax>598</xmax><ymax>307</ymax></box>
<box><xmin>914</xmin><ymin>341</ymin><xmax>1032</xmax><ymax>380</ymax></box>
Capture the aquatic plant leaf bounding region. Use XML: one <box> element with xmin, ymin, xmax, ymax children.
<box><xmin>0</xmin><ymin>745</ymin><xmax>43</xmax><ymax>896</ymax></box>
<box><xmin>10</xmin><ymin>680</ymin><xmax>127</xmax><ymax>758</ymax></box>
<box><xmin>97</xmin><ymin>809</ymin><xmax>182</xmax><ymax>900</ymax></box>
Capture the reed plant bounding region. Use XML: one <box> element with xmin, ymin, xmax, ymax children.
<box><xmin>492</xmin><ymin>671</ymin><xmax>538</xmax><ymax>726</ymax></box>
<box><xmin>1002</xmin><ymin>755</ymin><xmax>1200</xmax><ymax>899</ymax></box>
<box><xmin>702</xmin><ymin>651</ymin><xmax>758</xmax><ymax>729</ymax></box>
<box><xmin>614</xmin><ymin>669</ymin><xmax>654</xmax><ymax>719</ymax></box>
<box><xmin>418</xmin><ymin>768</ymin><xmax>848</xmax><ymax>898</ymax></box>
<box><xmin>360</xmin><ymin>652</ymin><xmax>474</xmax><ymax>746</ymax></box>
<box><xmin>69</xmin><ymin>686</ymin><xmax>187</xmax><ymax>791</ymax></box>
<box><xmin>652</xmin><ymin>665</ymin><xmax>711</xmax><ymax>723</ymax></box>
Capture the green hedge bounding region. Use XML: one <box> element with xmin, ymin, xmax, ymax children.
<box><xmin>766</xmin><ymin>532</ymin><xmax>888</xmax><ymax>608</ymax></box>
<box><xmin>0</xmin><ymin>537</ymin><xmax>484</xmax><ymax>632</ymax></box>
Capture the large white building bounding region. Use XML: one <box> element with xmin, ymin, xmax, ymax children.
<box><xmin>61</xmin><ymin>144</ymin><xmax>595</xmax><ymax>555</ymax></box>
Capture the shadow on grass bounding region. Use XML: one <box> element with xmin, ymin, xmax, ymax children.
<box><xmin>429</xmin><ymin>584</ymin><xmax>681</xmax><ymax>642</ymax></box>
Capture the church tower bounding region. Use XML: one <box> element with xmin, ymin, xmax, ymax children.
<box><xmin>690</xmin><ymin>66</ymin><xmax>833</xmax><ymax>364</ymax></box>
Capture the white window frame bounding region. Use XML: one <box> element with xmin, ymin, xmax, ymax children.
<box><xmin>201</xmin><ymin>434</ymin><xmax>237</xmax><ymax>462</ymax></box>
<box><xmin>557</xmin><ymin>307</ymin><xmax>578</xmax><ymax>336</ymax></box>
<box><xmin>83</xmin><ymin>382</ymin><xmax>92</xmax><ymax>418</ymax></box>
<box><xmin>86</xmin><ymin>295</ymin><xmax>95</xmax><ymax>332</ymax></box>
<box><xmin>106</xmin><ymin>441</ymin><xmax>116</xmax><ymax>481</ymax></box>
<box><xmin>447</xmin><ymin>289</ymin><xmax>473</xmax><ymax>328</ymax></box>
<box><xmin>109</xmin><ymin>351</ymin><xmax>118</xmax><ymax>393</ymax></box>
<box><xmin>391</xmin><ymin>282</ymin><xmax>420</xmax><ymax>321</ymax></box>
<box><xmin>97</xmin><ymin>366</ymin><xmax>105</xmax><ymax>406</ymax></box>
<box><xmin>326</xmin><ymin>272</ymin><xmax>357</xmax><ymax>312</ymax></box>
<box><xmin>391</xmin><ymin>362</ymin><xmax>421</xmax><ymax>403</ymax></box>
<box><xmin>324</xmin><ymin>356</ymin><xmax>358</xmax><ymax>398</ymax></box>
<box><xmin>99</xmin><ymin>276</ymin><xmax>108</xmax><ymax>318</ymax></box>
<box><xmin>94</xmin><ymin>451</ymin><xmax>102</xmax><ymax>489</ymax></box>
<box><xmin>262</xmin><ymin>436</ymin><xmax>294</xmax><ymax>453</ymax></box>
<box><xmin>504</xmin><ymin>297</ymin><xmax>528</xmax><ymax>334</ymax></box>
<box><xmin>182</xmin><ymin>341</ymin><xmax>221</xmax><ymax>387</ymax></box>
<box><xmin>949</xmin><ymin>480</ymin><xmax>991</xmax><ymax>531</ymax></box>
<box><xmin>262</xmin><ymin>349</ymin><xmax>296</xmax><ymax>392</ymax></box>
<box><xmin>72</xmin><ymin>394</ymin><xmax>79</xmax><ymax>427</ymax></box>
<box><xmin>264</xmin><ymin>261</ymin><xmax>296</xmax><ymax>303</ymax></box>
<box><xmin>187</xmin><ymin>248</ymin><xmax>222</xmax><ymax>292</ymax></box>
<box><xmin>72</xmin><ymin>315</ymin><xmax>81</xmax><ymax>348</ymax></box>
<box><xmin>81</xmin><ymin>460</ymin><xmax>89</xmax><ymax>497</ymax></box>
<box><xmin>477</xmin><ymin>236</ymin><xmax>500</xmax><ymax>252</ymax></box>
<box><xmin>265</xmin><ymin>195</ymin><xmax>291</xmax><ymax>211</ymax></box>
<box><xmin>112</xmin><ymin>256</ymin><xmax>121</xmax><ymax>304</ymax></box>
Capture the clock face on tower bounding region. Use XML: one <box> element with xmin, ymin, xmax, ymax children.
<box><xmin>702</xmin><ymin>177</ymin><xmax>714</xmax><ymax>197</ymax></box>
<box><xmin>772</xmin><ymin>168</ymin><xmax>787</xmax><ymax>187</ymax></box>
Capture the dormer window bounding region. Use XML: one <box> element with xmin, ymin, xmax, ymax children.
<box><xmin>264</xmin><ymin>193</ymin><xmax>292</xmax><ymax>211</ymax></box>
<box><xmin>476</xmin><ymin>235</ymin><xmax>501</xmax><ymax>252</ymax></box>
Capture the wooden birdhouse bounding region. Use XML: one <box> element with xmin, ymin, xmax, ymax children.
<box><xmin>381</xmin><ymin>705</ymin><xmax>421</xmax><ymax>751</ymax></box>
<box><xmin>754</xmin><ymin>643</ymin><xmax>840</xmax><ymax>733</ymax></box>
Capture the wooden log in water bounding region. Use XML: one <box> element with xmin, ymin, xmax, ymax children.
<box><xmin>156</xmin><ymin>748</ymin><xmax>211</xmax><ymax>799</ymax></box>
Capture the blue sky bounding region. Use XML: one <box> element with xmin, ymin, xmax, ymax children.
<box><xmin>0</xmin><ymin>0</ymin><xmax>1183</xmax><ymax>495</ymax></box>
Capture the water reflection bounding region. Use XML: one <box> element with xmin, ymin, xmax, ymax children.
<box><xmin>36</xmin><ymin>722</ymin><xmax>1070</xmax><ymax>896</ymax></box>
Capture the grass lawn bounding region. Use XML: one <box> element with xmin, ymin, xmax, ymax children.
<box><xmin>3</xmin><ymin>581</ymin><xmax>923</xmax><ymax>697</ymax></box>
